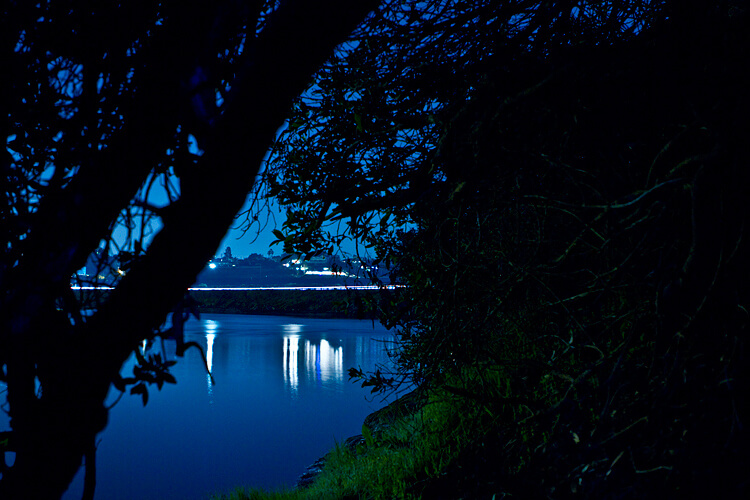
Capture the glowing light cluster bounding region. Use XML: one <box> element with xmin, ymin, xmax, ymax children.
<box><xmin>282</xmin><ymin>323</ymin><xmax>344</xmax><ymax>393</ymax></box>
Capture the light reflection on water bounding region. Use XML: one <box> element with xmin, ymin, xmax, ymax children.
<box><xmin>308</xmin><ymin>337</ymin><xmax>344</xmax><ymax>385</ymax></box>
<box><xmin>206</xmin><ymin>331</ymin><xmax>215</xmax><ymax>397</ymax></box>
<box><xmin>280</xmin><ymin>324</ymin><xmax>346</xmax><ymax>396</ymax></box>
<box><xmin>281</xmin><ymin>323</ymin><xmax>349</xmax><ymax>396</ymax></box>
<box><xmin>51</xmin><ymin>313</ymin><xmax>396</xmax><ymax>500</ymax></box>
<box><xmin>282</xmin><ymin>332</ymin><xmax>299</xmax><ymax>394</ymax></box>
<box><xmin>205</xmin><ymin>318</ymin><xmax>218</xmax><ymax>399</ymax></box>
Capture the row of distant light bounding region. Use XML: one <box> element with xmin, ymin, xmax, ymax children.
<box><xmin>71</xmin><ymin>285</ymin><xmax>403</xmax><ymax>291</ymax></box>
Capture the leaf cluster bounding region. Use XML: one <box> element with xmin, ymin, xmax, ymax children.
<box><xmin>113</xmin><ymin>348</ymin><xmax>178</xmax><ymax>407</ymax></box>
<box><xmin>267</xmin><ymin>0</ymin><xmax>750</xmax><ymax>496</ymax></box>
<box><xmin>261</xmin><ymin>0</ymin><xmax>662</xmax><ymax>264</ymax></box>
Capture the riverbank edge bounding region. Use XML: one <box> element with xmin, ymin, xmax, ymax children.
<box><xmin>296</xmin><ymin>390</ymin><xmax>424</xmax><ymax>489</ymax></box>
<box><xmin>190</xmin><ymin>288</ymin><xmax>380</xmax><ymax>319</ymax></box>
<box><xmin>75</xmin><ymin>288</ymin><xmax>382</xmax><ymax>319</ymax></box>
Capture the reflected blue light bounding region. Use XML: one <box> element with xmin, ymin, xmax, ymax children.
<box><xmin>318</xmin><ymin>339</ymin><xmax>343</xmax><ymax>383</ymax></box>
<box><xmin>205</xmin><ymin>320</ymin><xmax>218</xmax><ymax>396</ymax></box>
<box><xmin>283</xmin><ymin>334</ymin><xmax>300</xmax><ymax>395</ymax></box>
<box><xmin>206</xmin><ymin>332</ymin><xmax>215</xmax><ymax>393</ymax></box>
<box><xmin>284</xmin><ymin>327</ymin><xmax>345</xmax><ymax>392</ymax></box>
<box><xmin>283</xmin><ymin>324</ymin><xmax>303</xmax><ymax>335</ymax></box>
<box><xmin>206</xmin><ymin>334</ymin><xmax>215</xmax><ymax>372</ymax></box>
<box><xmin>205</xmin><ymin>319</ymin><xmax>219</xmax><ymax>334</ymax></box>
<box><xmin>32</xmin><ymin>314</ymin><xmax>397</xmax><ymax>500</ymax></box>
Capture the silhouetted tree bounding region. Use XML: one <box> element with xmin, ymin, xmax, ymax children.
<box><xmin>260</xmin><ymin>0</ymin><xmax>664</xmax><ymax>257</ymax></box>
<box><xmin>223</xmin><ymin>246</ymin><xmax>234</xmax><ymax>261</ymax></box>
<box><xmin>265</xmin><ymin>0</ymin><xmax>749</xmax><ymax>496</ymax></box>
<box><xmin>0</xmin><ymin>1</ymin><xmax>378</xmax><ymax>498</ymax></box>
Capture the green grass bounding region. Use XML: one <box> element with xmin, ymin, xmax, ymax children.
<box><xmin>210</xmin><ymin>383</ymin><xmax>490</xmax><ymax>500</ymax></box>
<box><xmin>210</xmin><ymin>488</ymin><xmax>299</xmax><ymax>500</ymax></box>
<box><xmin>210</xmin><ymin>297</ymin><xmax>736</xmax><ymax>499</ymax></box>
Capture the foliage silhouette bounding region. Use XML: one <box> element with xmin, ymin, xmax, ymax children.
<box><xmin>265</xmin><ymin>0</ymin><xmax>749</xmax><ymax>496</ymax></box>
<box><xmin>0</xmin><ymin>1</ymin><xmax>378</xmax><ymax>498</ymax></box>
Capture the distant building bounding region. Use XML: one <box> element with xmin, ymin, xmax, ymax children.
<box><xmin>193</xmin><ymin>253</ymin><xmax>356</xmax><ymax>288</ymax></box>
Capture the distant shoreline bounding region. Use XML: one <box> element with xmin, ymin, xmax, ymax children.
<box><xmin>189</xmin><ymin>288</ymin><xmax>381</xmax><ymax>319</ymax></box>
<box><xmin>73</xmin><ymin>286</ymin><xmax>387</xmax><ymax>319</ymax></box>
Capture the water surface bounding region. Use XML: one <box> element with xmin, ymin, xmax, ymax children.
<box><xmin>54</xmin><ymin>314</ymin><xmax>396</xmax><ymax>499</ymax></box>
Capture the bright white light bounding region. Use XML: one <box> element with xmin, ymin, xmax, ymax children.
<box><xmin>205</xmin><ymin>332</ymin><xmax>215</xmax><ymax>373</ymax></box>
<box><xmin>208</xmin><ymin>262</ymin><xmax>217</xmax><ymax>269</ymax></box>
<box><xmin>320</xmin><ymin>339</ymin><xmax>331</xmax><ymax>376</ymax></box>
<box><xmin>204</xmin><ymin>320</ymin><xmax>218</xmax><ymax>394</ymax></box>
<box><xmin>283</xmin><ymin>334</ymin><xmax>300</xmax><ymax>394</ymax></box>
<box><xmin>306</xmin><ymin>340</ymin><xmax>316</xmax><ymax>376</ymax></box>
<box><xmin>205</xmin><ymin>319</ymin><xmax>219</xmax><ymax>334</ymax></box>
<box><xmin>318</xmin><ymin>339</ymin><xmax>344</xmax><ymax>383</ymax></box>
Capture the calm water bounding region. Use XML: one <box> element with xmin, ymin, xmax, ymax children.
<box><xmin>35</xmin><ymin>314</ymin><xmax>394</xmax><ymax>499</ymax></box>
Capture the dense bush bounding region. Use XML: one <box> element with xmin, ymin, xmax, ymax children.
<box><xmin>237</xmin><ymin>1</ymin><xmax>749</xmax><ymax>497</ymax></box>
<box><xmin>373</xmin><ymin>5</ymin><xmax>749</xmax><ymax>496</ymax></box>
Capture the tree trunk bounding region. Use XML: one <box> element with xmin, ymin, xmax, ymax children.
<box><xmin>1</xmin><ymin>2</ymin><xmax>379</xmax><ymax>497</ymax></box>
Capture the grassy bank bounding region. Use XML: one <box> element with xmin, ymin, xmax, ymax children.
<box><xmin>209</xmin><ymin>367</ymin><xmax>526</xmax><ymax>500</ymax></box>
<box><xmin>208</xmin><ymin>311</ymin><xmax>748</xmax><ymax>499</ymax></box>
<box><xmin>210</xmin><ymin>386</ymin><xmax>472</xmax><ymax>500</ymax></box>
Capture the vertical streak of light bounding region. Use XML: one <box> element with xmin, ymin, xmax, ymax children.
<box><xmin>316</xmin><ymin>339</ymin><xmax>345</xmax><ymax>384</ymax></box>
<box><xmin>288</xmin><ymin>335</ymin><xmax>299</xmax><ymax>394</ymax></box>
<box><xmin>206</xmin><ymin>332</ymin><xmax>215</xmax><ymax>396</ymax></box>
<box><xmin>283</xmin><ymin>323</ymin><xmax>303</xmax><ymax>396</ymax></box>
<box><xmin>335</xmin><ymin>345</ymin><xmax>343</xmax><ymax>377</ymax></box>
<box><xmin>204</xmin><ymin>319</ymin><xmax>218</xmax><ymax>398</ymax></box>
<box><xmin>206</xmin><ymin>333</ymin><xmax>215</xmax><ymax>373</ymax></box>
<box><xmin>283</xmin><ymin>337</ymin><xmax>288</xmax><ymax>383</ymax></box>
<box><xmin>320</xmin><ymin>339</ymin><xmax>330</xmax><ymax>382</ymax></box>
<box><xmin>315</xmin><ymin>342</ymin><xmax>322</xmax><ymax>383</ymax></box>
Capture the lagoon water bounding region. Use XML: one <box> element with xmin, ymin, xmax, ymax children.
<box><xmin>54</xmin><ymin>314</ymin><xmax>395</xmax><ymax>500</ymax></box>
